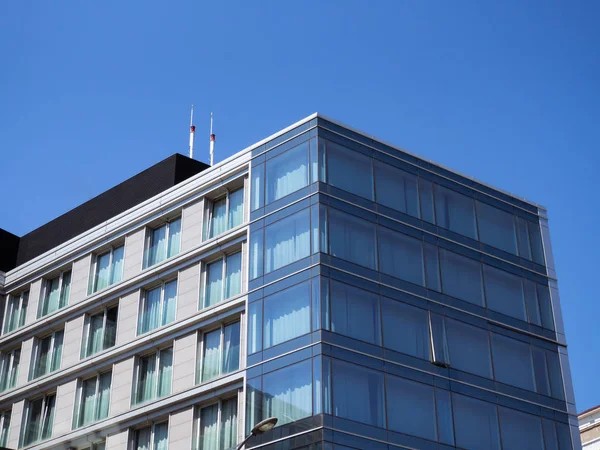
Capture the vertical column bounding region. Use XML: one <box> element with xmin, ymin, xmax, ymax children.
<box><xmin>25</xmin><ymin>279</ymin><xmax>43</xmax><ymax>325</ymax></box>
<box><xmin>69</xmin><ymin>254</ymin><xmax>92</xmax><ymax>304</ymax></box>
<box><xmin>116</xmin><ymin>290</ymin><xmax>140</xmax><ymax>345</ymax></box>
<box><xmin>62</xmin><ymin>315</ymin><xmax>84</xmax><ymax>367</ymax></box>
<box><xmin>181</xmin><ymin>199</ymin><xmax>204</xmax><ymax>253</ymax></box>
<box><xmin>123</xmin><ymin>228</ymin><xmax>146</xmax><ymax>280</ymax></box>
<box><xmin>7</xmin><ymin>400</ymin><xmax>24</xmax><ymax>449</ymax></box>
<box><xmin>176</xmin><ymin>263</ymin><xmax>200</xmax><ymax>320</ymax></box>
<box><xmin>106</xmin><ymin>429</ymin><xmax>129</xmax><ymax>450</ymax></box>
<box><xmin>53</xmin><ymin>379</ymin><xmax>77</xmax><ymax>435</ymax></box>
<box><xmin>172</xmin><ymin>332</ymin><xmax>197</xmax><ymax>393</ymax></box>
<box><xmin>168</xmin><ymin>407</ymin><xmax>194</xmax><ymax>448</ymax></box>
<box><xmin>109</xmin><ymin>357</ymin><xmax>134</xmax><ymax>416</ymax></box>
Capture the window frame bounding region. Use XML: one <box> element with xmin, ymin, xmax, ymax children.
<box><xmin>0</xmin><ymin>346</ymin><xmax>20</xmax><ymax>392</ymax></box>
<box><xmin>73</xmin><ymin>371</ymin><xmax>112</xmax><ymax>428</ymax></box>
<box><xmin>29</xmin><ymin>329</ymin><xmax>63</xmax><ymax>380</ymax></box>
<box><xmin>193</xmin><ymin>397</ymin><xmax>239</xmax><ymax>450</ymax></box>
<box><xmin>201</xmin><ymin>250</ymin><xmax>243</xmax><ymax>309</ymax></box>
<box><xmin>38</xmin><ymin>269</ymin><xmax>72</xmax><ymax>318</ymax></box>
<box><xmin>197</xmin><ymin>320</ymin><xmax>241</xmax><ymax>384</ymax></box>
<box><xmin>0</xmin><ymin>409</ymin><xmax>10</xmax><ymax>448</ymax></box>
<box><xmin>81</xmin><ymin>305</ymin><xmax>119</xmax><ymax>359</ymax></box>
<box><xmin>21</xmin><ymin>392</ymin><xmax>56</xmax><ymax>447</ymax></box>
<box><xmin>144</xmin><ymin>217</ymin><xmax>182</xmax><ymax>268</ymax></box>
<box><xmin>132</xmin><ymin>347</ymin><xmax>173</xmax><ymax>406</ymax></box>
<box><xmin>89</xmin><ymin>245</ymin><xmax>125</xmax><ymax>294</ymax></box>
<box><xmin>2</xmin><ymin>290</ymin><xmax>29</xmax><ymax>334</ymax></box>
<box><xmin>132</xmin><ymin>421</ymin><xmax>169</xmax><ymax>450</ymax></box>
<box><xmin>137</xmin><ymin>278</ymin><xmax>178</xmax><ymax>335</ymax></box>
<box><xmin>204</xmin><ymin>187</ymin><xmax>244</xmax><ymax>240</ymax></box>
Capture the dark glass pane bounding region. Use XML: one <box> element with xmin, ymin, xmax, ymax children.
<box><xmin>516</xmin><ymin>217</ymin><xmax>532</xmax><ymax>260</ymax></box>
<box><xmin>330</xmin><ymin>281</ymin><xmax>381</xmax><ymax>345</ymax></box>
<box><xmin>381</xmin><ymin>298</ymin><xmax>430</xmax><ymax>360</ymax></box>
<box><xmin>435</xmin><ymin>388</ymin><xmax>455</xmax><ymax>446</ymax></box>
<box><xmin>476</xmin><ymin>201</ymin><xmax>518</xmax><ymax>255</ymax></box>
<box><xmin>378</xmin><ymin>227</ymin><xmax>424</xmax><ymax>286</ymax></box>
<box><xmin>439</xmin><ymin>249</ymin><xmax>485</xmax><ymax>307</ymax></box>
<box><xmin>537</xmin><ymin>285</ymin><xmax>555</xmax><ymax>331</ymax></box>
<box><xmin>264</xmin><ymin>282</ymin><xmax>311</xmax><ymax>348</ymax></box>
<box><xmin>445</xmin><ymin>318</ymin><xmax>492</xmax><ymax>378</ymax></box>
<box><xmin>374</xmin><ymin>160</ymin><xmax>419</xmax><ymax>217</ymax></box>
<box><xmin>423</xmin><ymin>243</ymin><xmax>440</xmax><ymax>291</ymax></box>
<box><xmin>263</xmin><ymin>360</ymin><xmax>313</xmax><ymax>426</ymax></box>
<box><xmin>491</xmin><ymin>334</ymin><xmax>536</xmax><ymax>391</ymax></box>
<box><xmin>329</xmin><ymin>209</ymin><xmax>377</xmax><ymax>270</ymax></box>
<box><xmin>528</xmin><ymin>221</ymin><xmax>545</xmax><ymax>266</ymax></box>
<box><xmin>104</xmin><ymin>307</ymin><xmax>118</xmax><ymax>350</ymax></box>
<box><xmin>332</xmin><ymin>359</ymin><xmax>385</xmax><ymax>428</ymax></box>
<box><xmin>418</xmin><ymin>178</ymin><xmax>435</xmax><ymax>224</ymax></box>
<box><xmin>452</xmin><ymin>393</ymin><xmax>501</xmax><ymax>450</ymax></box>
<box><xmin>545</xmin><ymin>351</ymin><xmax>565</xmax><ymax>400</ymax></box>
<box><xmin>532</xmin><ymin>348</ymin><xmax>551</xmax><ymax>397</ymax></box>
<box><xmin>483</xmin><ymin>265</ymin><xmax>526</xmax><ymax>321</ymax></box>
<box><xmin>327</xmin><ymin>140</ymin><xmax>374</xmax><ymax>200</ymax></box>
<box><xmin>498</xmin><ymin>406</ymin><xmax>544</xmax><ymax>450</ymax></box>
<box><xmin>523</xmin><ymin>280</ymin><xmax>542</xmax><ymax>326</ymax></box>
<box><xmin>434</xmin><ymin>184</ymin><xmax>478</xmax><ymax>240</ymax></box>
<box><xmin>250</xmin><ymin>230</ymin><xmax>264</xmax><ymax>280</ymax></box>
<box><xmin>265</xmin><ymin>209</ymin><xmax>310</xmax><ymax>273</ymax></box>
<box><xmin>541</xmin><ymin>418</ymin><xmax>559</xmax><ymax>450</ymax></box>
<box><xmin>386</xmin><ymin>374</ymin><xmax>436</xmax><ymax>440</ymax></box>
<box><xmin>265</xmin><ymin>141</ymin><xmax>310</xmax><ymax>204</ymax></box>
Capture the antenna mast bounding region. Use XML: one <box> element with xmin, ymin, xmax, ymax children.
<box><xmin>189</xmin><ymin>105</ymin><xmax>196</xmax><ymax>159</ymax></box>
<box><xmin>209</xmin><ymin>112</ymin><xmax>215</xmax><ymax>166</ymax></box>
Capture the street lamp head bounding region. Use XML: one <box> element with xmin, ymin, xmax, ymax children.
<box><xmin>251</xmin><ymin>417</ymin><xmax>278</xmax><ymax>435</ymax></box>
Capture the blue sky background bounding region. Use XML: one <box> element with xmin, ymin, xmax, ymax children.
<box><xmin>1</xmin><ymin>1</ymin><xmax>598</xmax><ymax>411</ymax></box>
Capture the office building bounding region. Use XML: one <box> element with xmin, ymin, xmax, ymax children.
<box><xmin>0</xmin><ymin>114</ymin><xmax>581</xmax><ymax>449</ymax></box>
<box><xmin>579</xmin><ymin>405</ymin><xmax>600</xmax><ymax>449</ymax></box>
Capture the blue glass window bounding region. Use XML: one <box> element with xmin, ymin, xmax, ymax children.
<box><xmin>331</xmin><ymin>359</ymin><xmax>385</xmax><ymax>428</ymax></box>
<box><xmin>498</xmin><ymin>406</ymin><xmax>545</xmax><ymax>450</ymax></box>
<box><xmin>265</xmin><ymin>209</ymin><xmax>310</xmax><ymax>273</ymax></box>
<box><xmin>327</xmin><ymin>140</ymin><xmax>374</xmax><ymax>200</ymax></box>
<box><xmin>439</xmin><ymin>249</ymin><xmax>485</xmax><ymax>307</ymax></box>
<box><xmin>374</xmin><ymin>160</ymin><xmax>419</xmax><ymax>217</ymax></box>
<box><xmin>378</xmin><ymin>226</ymin><xmax>424</xmax><ymax>286</ymax></box>
<box><xmin>523</xmin><ymin>280</ymin><xmax>542</xmax><ymax>326</ymax></box>
<box><xmin>264</xmin><ymin>282</ymin><xmax>311</xmax><ymax>349</ymax></box>
<box><xmin>381</xmin><ymin>298</ymin><xmax>430</xmax><ymax>360</ymax></box>
<box><xmin>491</xmin><ymin>334</ymin><xmax>536</xmax><ymax>391</ymax></box>
<box><xmin>476</xmin><ymin>201</ymin><xmax>518</xmax><ymax>255</ymax></box>
<box><xmin>329</xmin><ymin>281</ymin><xmax>381</xmax><ymax>345</ymax></box>
<box><xmin>434</xmin><ymin>185</ymin><xmax>478</xmax><ymax>240</ymax></box>
<box><xmin>445</xmin><ymin>317</ymin><xmax>492</xmax><ymax>379</ymax></box>
<box><xmin>385</xmin><ymin>375</ymin><xmax>436</xmax><ymax>440</ymax></box>
<box><xmin>452</xmin><ymin>393</ymin><xmax>501</xmax><ymax>450</ymax></box>
<box><xmin>266</xmin><ymin>141</ymin><xmax>310</xmax><ymax>204</ymax></box>
<box><xmin>483</xmin><ymin>265</ymin><xmax>526</xmax><ymax>321</ymax></box>
<box><xmin>329</xmin><ymin>209</ymin><xmax>377</xmax><ymax>270</ymax></box>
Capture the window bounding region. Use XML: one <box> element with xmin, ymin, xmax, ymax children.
<box><xmin>516</xmin><ymin>217</ymin><xmax>546</xmax><ymax>265</ymax></box>
<box><xmin>444</xmin><ymin>318</ymin><xmax>492</xmax><ymax>379</ymax></box>
<box><xmin>193</xmin><ymin>398</ymin><xmax>238</xmax><ymax>450</ymax></box>
<box><xmin>328</xmin><ymin>281</ymin><xmax>381</xmax><ymax>345</ymax></box>
<box><xmin>452</xmin><ymin>393</ymin><xmax>500</xmax><ymax>450</ymax></box>
<box><xmin>263</xmin><ymin>282</ymin><xmax>310</xmax><ymax>349</ymax></box>
<box><xmin>378</xmin><ymin>226</ymin><xmax>424</xmax><ymax>286</ymax></box>
<box><xmin>38</xmin><ymin>270</ymin><xmax>71</xmax><ymax>318</ymax></box>
<box><xmin>483</xmin><ymin>265</ymin><xmax>527</xmax><ymax>321</ymax></box>
<box><xmin>381</xmin><ymin>298</ymin><xmax>430</xmax><ymax>360</ymax></box>
<box><xmin>202</xmin><ymin>252</ymin><xmax>242</xmax><ymax>309</ymax></box>
<box><xmin>0</xmin><ymin>347</ymin><xmax>20</xmax><ymax>392</ymax></box>
<box><xmin>82</xmin><ymin>441</ymin><xmax>106</xmax><ymax>450</ymax></box>
<box><xmin>266</xmin><ymin>140</ymin><xmax>309</xmax><ymax>204</ymax></box>
<box><xmin>145</xmin><ymin>218</ymin><xmax>182</xmax><ymax>268</ymax></box>
<box><xmin>328</xmin><ymin>209</ymin><xmax>377</xmax><ymax>270</ymax></box>
<box><xmin>30</xmin><ymin>330</ymin><xmax>63</xmax><ymax>380</ymax></box>
<box><xmin>21</xmin><ymin>393</ymin><xmax>56</xmax><ymax>447</ymax></box>
<box><xmin>374</xmin><ymin>160</ymin><xmax>419</xmax><ymax>217</ymax></box>
<box><xmin>73</xmin><ymin>372</ymin><xmax>111</xmax><ymax>428</ymax></box>
<box><xmin>199</xmin><ymin>322</ymin><xmax>240</xmax><ymax>382</ymax></box>
<box><xmin>264</xmin><ymin>208</ymin><xmax>310</xmax><ymax>273</ymax></box>
<box><xmin>491</xmin><ymin>334</ymin><xmax>536</xmax><ymax>391</ymax></box>
<box><xmin>332</xmin><ymin>359</ymin><xmax>385</xmax><ymax>428</ymax></box>
<box><xmin>133</xmin><ymin>348</ymin><xmax>173</xmax><ymax>406</ymax></box>
<box><xmin>82</xmin><ymin>306</ymin><xmax>118</xmax><ymax>358</ymax></box>
<box><xmin>439</xmin><ymin>249</ymin><xmax>485</xmax><ymax>307</ymax></box>
<box><xmin>326</xmin><ymin>140</ymin><xmax>374</xmax><ymax>200</ymax></box>
<box><xmin>434</xmin><ymin>184</ymin><xmax>478</xmax><ymax>240</ymax></box>
<box><xmin>0</xmin><ymin>410</ymin><xmax>10</xmax><ymax>448</ymax></box>
<box><xmin>205</xmin><ymin>188</ymin><xmax>244</xmax><ymax>240</ymax></box>
<box><xmin>90</xmin><ymin>246</ymin><xmax>124</xmax><ymax>293</ymax></box>
<box><xmin>138</xmin><ymin>280</ymin><xmax>177</xmax><ymax>335</ymax></box>
<box><xmin>133</xmin><ymin>422</ymin><xmax>168</xmax><ymax>450</ymax></box>
<box><xmin>3</xmin><ymin>290</ymin><xmax>28</xmax><ymax>334</ymax></box>
<box><xmin>498</xmin><ymin>406</ymin><xmax>544</xmax><ymax>450</ymax></box>
<box><xmin>386</xmin><ymin>375</ymin><xmax>436</xmax><ymax>441</ymax></box>
<box><xmin>476</xmin><ymin>201</ymin><xmax>518</xmax><ymax>255</ymax></box>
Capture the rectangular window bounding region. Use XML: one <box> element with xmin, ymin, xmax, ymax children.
<box><xmin>263</xmin><ymin>282</ymin><xmax>310</xmax><ymax>349</ymax></box>
<box><xmin>491</xmin><ymin>333</ymin><xmax>536</xmax><ymax>391</ymax></box>
<box><xmin>21</xmin><ymin>393</ymin><xmax>56</xmax><ymax>447</ymax></box>
<box><xmin>73</xmin><ymin>372</ymin><xmax>112</xmax><ymax>428</ymax></box>
<box><xmin>133</xmin><ymin>422</ymin><xmax>168</xmax><ymax>450</ymax></box>
<box><xmin>145</xmin><ymin>218</ymin><xmax>182</xmax><ymax>268</ymax></box>
<box><xmin>326</xmin><ymin>140</ymin><xmax>374</xmax><ymax>200</ymax></box>
<box><xmin>82</xmin><ymin>441</ymin><xmax>106</xmax><ymax>450</ymax></box>
<box><xmin>444</xmin><ymin>317</ymin><xmax>493</xmax><ymax>379</ymax></box>
<box><xmin>81</xmin><ymin>306</ymin><xmax>118</xmax><ymax>358</ymax></box>
<box><xmin>3</xmin><ymin>290</ymin><xmax>28</xmax><ymax>334</ymax></box>
<box><xmin>452</xmin><ymin>393</ymin><xmax>500</xmax><ymax>450</ymax></box>
<box><xmin>498</xmin><ymin>406</ymin><xmax>544</xmax><ymax>450</ymax></box>
<box><xmin>476</xmin><ymin>201</ymin><xmax>518</xmax><ymax>255</ymax></box>
<box><xmin>199</xmin><ymin>322</ymin><xmax>240</xmax><ymax>383</ymax></box>
<box><xmin>30</xmin><ymin>330</ymin><xmax>63</xmax><ymax>380</ymax></box>
<box><xmin>193</xmin><ymin>398</ymin><xmax>238</xmax><ymax>450</ymax></box>
<box><xmin>331</xmin><ymin>359</ymin><xmax>385</xmax><ymax>428</ymax></box>
<box><xmin>202</xmin><ymin>252</ymin><xmax>242</xmax><ymax>309</ymax></box>
<box><xmin>381</xmin><ymin>298</ymin><xmax>430</xmax><ymax>360</ymax></box>
<box><xmin>328</xmin><ymin>281</ymin><xmax>381</xmax><ymax>345</ymax></box>
<box><xmin>205</xmin><ymin>188</ymin><xmax>244</xmax><ymax>240</ymax></box>
<box><xmin>265</xmin><ymin>140</ymin><xmax>309</xmax><ymax>204</ymax></box>
<box><xmin>138</xmin><ymin>280</ymin><xmax>177</xmax><ymax>335</ymax></box>
<box><xmin>264</xmin><ymin>208</ymin><xmax>310</xmax><ymax>273</ymax></box>
<box><xmin>133</xmin><ymin>348</ymin><xmax>173</xmax><ymax>406</ymax></box>
<box><xmin>483</xmin><ymin>265</ymin><xmax>527</xmax><ymax>321</ymax></box>
<box><xmin>374</xmin><ymin>160</ymin><xmax>420</xmax><ymax>218</ymax></box>
<box><xmin>378</xmin><ymin>226</ymin><xmax>424</xmax><ymax>286</ymax></box>
<box><xmin>0</xmin><ymin>347</ymin><xmax>20</xmax><ymax>392</ymax></box>
<box><xmin>0</xmin><ymin>410</ymin><xmax>10</xmax><ymax>448</ymax></box>
<box><xmin>90</xmin><ymin>246</ymin><xmax>124</xmax><ymax>293</ymax></box>
<box><xmin>434</xmin><ymin>184</ymin><xmax>478</xmax><ymax>240</ymax></box>
<box><xmin>38</xmin><ymin>270</ymin><xmax>71</xmax><ymax>318</ymax></box>
<box><xmin>439</xmin><ymin>249</ymin><xmax>485</xmax><ymax>307</ymax></box>
<box><xmin>328</xmin><ymin>208</ymin><xmax>377</xmax><ymax>270</ymax></box>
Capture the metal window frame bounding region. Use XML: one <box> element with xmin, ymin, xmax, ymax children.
<box><xmin>198</xmin><ymin>320</ymin><xmax>240</xmax><ymax>384</ymax></box>
<box><xmin>91</xmin><ymin>245</ymin><xmax>124</xmax><ymax>294</ymax></box>
<box><xmin>202</xmin><ymin>250</ymin><xmax>242</xmax><ymax>309</ymax></box>
<box><xmin>39</xmin><ymin>269</ymin><xmax>72</xmax><ymax>318</ymax></box>
<box><xmin>31</xmin><ymin>329</ymin><xmax>63</xmax><ymax>380</ymax></box>
<box><xmin>0</xmin><ymin>347</ymin><xmax>20</xmax><ymax>391</ymax></box>
<box><xmin>2</xmin><ymin>290</ymin><xmax>29</xmax><ymax>334</ymax></box>
<box><xmin>194</xmin><ymin>396</ymin><xmax>238</xmax><ymax>450</ymax></box>
<box><xmin>21</xmin><ymin>392</ymin><xmax>56</xmax><ymax>446</ymax></box>
<box><xmin>138</xmin><ymin>278</ymin><xmax>178</xmax><ymax>335</ymax></box>
<box><xmin>0</xmin><ymin>409</ymin><xmax>11</xmax><ymax>447</ymax></box>
<box><xmin>74</xmin><ymin>371</ymin><xmax>110</xmax><ymax>428</ymax></box>
<box><xmin>132</xmin><ymin>420</ymin><xmax>169</xmax><ymax>450</ymax></box>
<box><xmin>145</xmin><ymin>217</ymin><xmax>182</xmax><ymax>268</ymax></box>
<box><xmin>133</xmin><ymin>347</ymin><xmax>172</xmax><ymax>406</ymax></box>
<box><xmin>82</xmin><ymin>305</ymin><xmax>118</xmax><ymax>359</ymax></box>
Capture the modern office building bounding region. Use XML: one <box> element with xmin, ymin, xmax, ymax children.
<box><xmin>579</xmin><ymin>406</ymin><xmax>600</xmax><ymax>449</ymax></box>
<box><xmin>0</xmin><ymin>113</ymin><xmax>581</xmax><ymax>450</ymax></box>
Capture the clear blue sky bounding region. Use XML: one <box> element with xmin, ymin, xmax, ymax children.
<box><xmin>1</xmin><ymin>1</ymin><xmax>598</xmax><ymax>411</ymax></box>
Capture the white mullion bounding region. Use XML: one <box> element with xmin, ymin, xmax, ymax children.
<box><xmin>199</xmin><ymin>331</ymin><xmax>205</xmax><ymax>383</ymax></box>
<box><xmin>221</xmin><ymin>255</ymin><xmax>227</xmax><ymax>301</ymax></box>
<box><xmin>225</xmin><ymin>191</ymin><xmax>231</xmax><ymax>230</ymax></box>
<box><xmin>37</xmin><ymin>395</ymin><xmax>47</xmax><ymax>441</ymax></box>
<box><xmin>57</xmin><ymin>272</ymin><xmax>64</xmax><ymax>303</ymax></box>
<box><xmin>216</xmin><ymin>399</ymin><xmax>223</xmax><ymax>450</ymax></box>
<box><xmin>219</xmin><ymin>324</ymin><xmax>225</xmax><ymax>377</ymax></box>
<box><xmin>154</xmin><ymin>351</ymin><xmax>160</xmax><ymax>399</ymax></box>
<box><xmin>93</xmin><ymin>374</ymin><xmax>100</xmax><ymax>421</ymax></box>
<box><xmin>101</xmin><ymin>308</ymin><xmax>108</xmax><ymax>350</ymax></box>
<box><xmin>92</xmin><ymin>255</ymin><xmax>98</xmax><ymax>292</ymax></box>
<box><xmin>159</xmin><ymin>283</ymin><xmax>165</xmax><ymax>327</ymax></box>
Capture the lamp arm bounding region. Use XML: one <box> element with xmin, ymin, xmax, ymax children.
<box><xmin>235</xmin><ymin>432</ymin><xmax>255</xmax><ymax>450</ymax></box>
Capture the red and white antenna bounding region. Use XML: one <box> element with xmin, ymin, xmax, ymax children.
<box><xmin>189</xmin><ymin>105</ymin><xmax>196</xmax><ymax>159</ymax></box>
<box><xmin>209</xmin><ymin>112</ymin><xmax>215</xmax><ymax>166</ymax></box>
